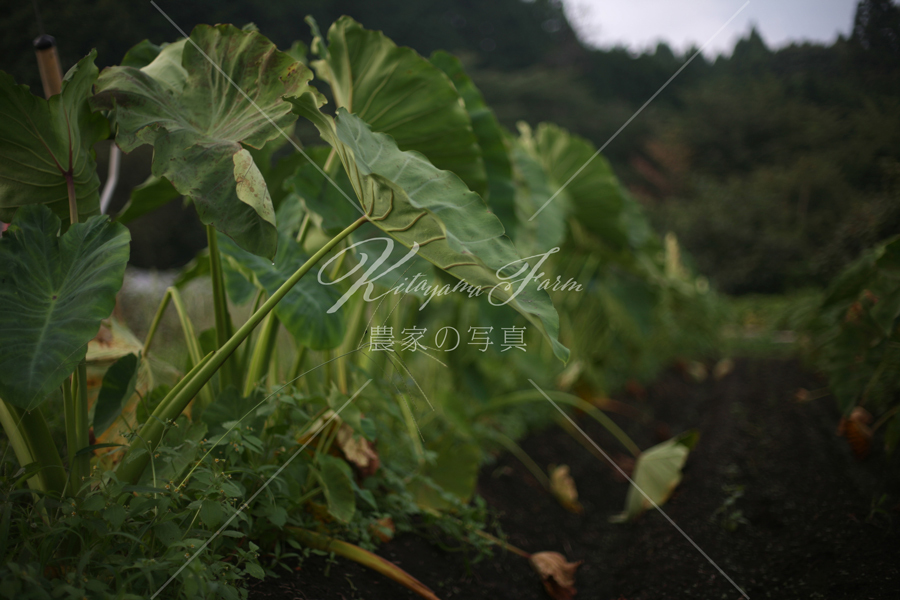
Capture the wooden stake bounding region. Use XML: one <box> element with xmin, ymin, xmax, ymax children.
<box><xmin>34</xmin><ymin>34</ymin><xmax>62</xmax><ymax>98</ymax></box>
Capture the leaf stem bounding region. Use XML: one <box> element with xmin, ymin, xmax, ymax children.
<box><xmin>118</xmin><ymin>215</ymin><xmax>369</xmax><ymax>483</ymax></box>
<box><xmin>206</xmin><ymin>225</ymin><xmax>238</xmax><ymax>390</ymax></box>
<box><xmin>71</xmin><ymin>362</ymin><xmax>90</xmax><ymax>495</ymax></box>
<box><xmin>286</xmin><ymin>526</ymin><xmax>441</xmax><ymax>600</ymax></box>
<box><xmin>142</xmin><ymin>287</ymin><xmax>215</xmax><ymax>409</ymax></box>
<box><xmin>488</xmin><ymin>430</ymin><xmax>550</xmax><ymax>490</ymax></box>
<box><xmin>243</xmin><ymin>311</ymin><xmax>279</xmax><ymax>396</ymax></box>
<box><xmin>474</xmin><ymin>390</ymin><xmax>641</xmax><ymax>457</ymax></box>
<box><xmin>0</xmin><ymin>400</ymin><xmax>66</xmax><ymax>495</ymax></box>
<box><xmin>65</xmin><ymin>172</ymin><xmax>77</xmax><ymax>225</ymax></box>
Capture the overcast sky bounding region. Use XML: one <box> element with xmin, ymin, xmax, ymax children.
<box><xmin>561</xmin><ymin>0</ymin><xmax>860</xmax><ymax>56</ymax></box>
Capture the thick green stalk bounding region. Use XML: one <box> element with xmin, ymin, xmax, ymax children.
<box><xmin>396</xmin><ymin>389</ymin><xmax>425</xmax><ymax>465</ymax></box>
<box><xmin>243</xmin><ymin>311</ymin><xmax>279</xmax><ymax>396</ymax></box>
<box><xmin>287</xmin><ymin>527</ymin><xmax>440</xmax><ymax>600</ymax></box>
<box><xmin>117</xmin><ymin>216</ymin><xmax>368</xmax><ymax>484</ymax></box>
<box><xmin>473</xmin><ymin>390</ymin><xmax>641</xmax><ymax>457</ymax></box>
<box><xmin>62</xmin><ymin>379</ymin><xmax>78</xmax><ymax>492</ymax></box>
<box><xmin>335</xmin><ymin>294</ymin><xmax>366</xmax><ymax>394</ymax></box>
<box><xmin>70</xmin><ymin>363</ymin><xmax>90</xmax><ymax>495</ymax></box>
<box><xmin>288</xmin><ymin>345</ymin><xmax>307</xmax><ymax>383</ymax></box>
<box><xmin>65</xmin><ymin>173</ymin><xmax>78</xmax><ymax>229</ymax></box>
<box><xmin>206</xmin><ymin>225</ymin><xmax>238</xmax><ymax>389</ymax></box>
<box><xmin>142</xmin><ymin>287</ymin><xmax>215</xmax><ymax>410</ymax></box>
<box><xmin>296</xmin><ymin>213</ymin><xmax>311</xmax><ymax>245</ymax></box>
<box><xmin>62</xmin><ymin>175</ymin><xmax>89</xmax><ymax>496</ymax></box>
<box><xmin>489</xmin><ymin>430</ymin><xmax>550</xmax><ymax>489</ymax></box>
<box><xmin>116</xmin><ymin>352</ymin><xmax>216</xmax><ymax>481</ymax></box>
<box><xmin>0</xmin><ymin>399</ymin><xmax>66</xmax><ymax>495</ymax></box>
<box><xmin>141</xmin><ymin>289</ymin><xmax>172</xmax><ymax>356</ymax></box>
<box><xmin>267</xmin><ymin>344</ymin><xmax>279</xmax><ymax>392</ymax></box>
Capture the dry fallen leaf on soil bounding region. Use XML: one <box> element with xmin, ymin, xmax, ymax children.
<box><xmin>850</xmin><ymin>406</ymin><xmax>873</xmax><ymax>425</ymax></box>
<box><xmin>529</xmin><ymin>551</ymin><xmax>583</xmax><ymax>600</ymax></box>
<box><xmin>549</xmin><ymin>465</ymin><xmax>583</xmax><ymax>514</ymax></box>
<box><xmin>838</xmin><ymin>406</ymin><xmax>873</xmax><ymax>459</ymax></box>
<box><xmin>713</xmin><ymin>358</ymin><xmax>734</xmax><ymax>380</ymax></box>
<box><xmin>686</xmin><ymin>360</ymin><xmax>708</xmax><ymax>382</ymax></box>
<box><xmin>336</xmin><ymin>423</ymin><xmax>380</xmax><ymax>477</ymax></box>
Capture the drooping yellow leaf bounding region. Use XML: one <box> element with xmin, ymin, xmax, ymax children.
<box><xmin>549</xmin><ymin>465</ymin><xmax>583</xmax><ymax>514</ymax></box>
<box><xmin>612</xmin><ymin>431</ymin><xmax>698</xmax><ymax>522</ymax></box>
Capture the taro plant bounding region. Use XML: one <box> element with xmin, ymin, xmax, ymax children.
<box><xmin>0</xmin><ymin>18</ymin><xmax>571</xmax><ymax>595</ymax></box>
<box><xmin>0</xmin><ymin>51</ymin><xmax>130</xmax><ymax>498</ymax></box>
<box><xmin>0</xmin><ymin>14</ymin><xmax>713</xmax><ymax>598</ymax></box>
<box><xmin>806</xmin><ymin>234</ymin><xmax>900</xmax><ymax>457</ymax></box>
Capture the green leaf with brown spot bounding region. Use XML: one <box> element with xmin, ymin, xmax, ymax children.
<box><xmin>92</xmin><ymin>25</ymin><xmax>315</xmax><ymax>258</ymax></box>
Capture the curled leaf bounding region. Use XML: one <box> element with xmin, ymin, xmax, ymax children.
<box><xmin>549</xmin><ymin>465</ymin><xmax>582</xmax><ymax>514</ymax></box>
<box><xmin>529</xmin><ymin>551</ymin><xmax>583</xmax><ymax>600</ymax></box>
<box><xmin>93</xmin><ymin>24</ymin><xmax>314</xmax><ymax>258</ymax></box>
<box><xmin>555</xmin><ymin>360</ymin><xmax>584</xmax><ymax>392</ymax></box>
<box><xmin>336</xmin><ymin>423</ymin><xmax>380</xmax><ymax>477</ymax></box>
<box><xmin>612</xmin><ymin>431</ymin><xmax>698</xmax><ymax>522</ymax></box>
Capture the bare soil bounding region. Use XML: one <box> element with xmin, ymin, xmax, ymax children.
<box><xmin>249</xmin><ymin>358</ymin><xmax>900</xmax><ymax>600</ymax></box>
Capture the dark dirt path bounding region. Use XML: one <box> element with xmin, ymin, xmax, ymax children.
<box><xmin>249</xmin><ymin>359</ymin><xmax>900</xmax><ymax>600</ymax></box>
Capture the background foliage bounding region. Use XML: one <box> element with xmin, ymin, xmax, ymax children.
<box><xmin>3</xmin><ymin>0</ymin><xmax>898</xmax><ymax>292</ymax></box>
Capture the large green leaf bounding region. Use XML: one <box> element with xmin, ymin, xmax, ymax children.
<box><xmin>92</xmin><ymin>24</ymin><xmax>314</xmax><ymax>258</ymax></box>
<box><xmin>0</xmin><ymin>205</ymin><xmax>130</xmax><ymax>409</ymax></box>
<box><xmin>284</xmin><ymin>145</ymin><xmax>362</xmax><ymax>235</ymax></box>
<box><xmin>533</xmin><ymin>123</ymin><xmax>628</xmax><ymax>249</ymax></box>
<box><xmin>92</xmin><ymin>352</ymin><xmax>140</xmax><ymax>436</ymax></box>
<box><xmin>120</xmin><ymin>40</ymin><xmax>163</xmax><ymax>69</ymax></box>
<box><xmin>411</xmin><ymin>433</ymin><xmax>482</xmax><ymax>511</ymax></box>
<box><xmin>315</xmin><ymin>454</ymin><xmax>356</xmax><ymax>523</ymax></box>
<box><xmin>508</xmin><ymin>130</ymin><xmax>568</xmax><ymax>255</ymax></box>
<box><xmin>430</xmin><ymin>51</ymin><xmax>516</xmax><ymax>228</ymax></box>
<box><xmin>308</xmin><ymin>16</ymin><xmax>487</xmax><ymax>196</ymax></box>
<box><xmin>289</xmin><ymin>91</ymin><xmax>569</xmax><ymax>363</ymax></box>
<box><xmin>217</xmin><ymin>231</ymin><xmax>346</xmax><ymax>350</ymax></box>
<box><xmin>348</xmin><ymin>222</ymin><xmax>437</xmax><ymax>300</ymax></box>
<box><xmin>0</xmin><ymin>51</ymin><xmax>108</xmax><ymax>223</ymax></box>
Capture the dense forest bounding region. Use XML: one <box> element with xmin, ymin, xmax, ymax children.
<box><xmin>3</xmin><ymin>0</ymin><xmax>898</xmax><ymax>293</ymax></box>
